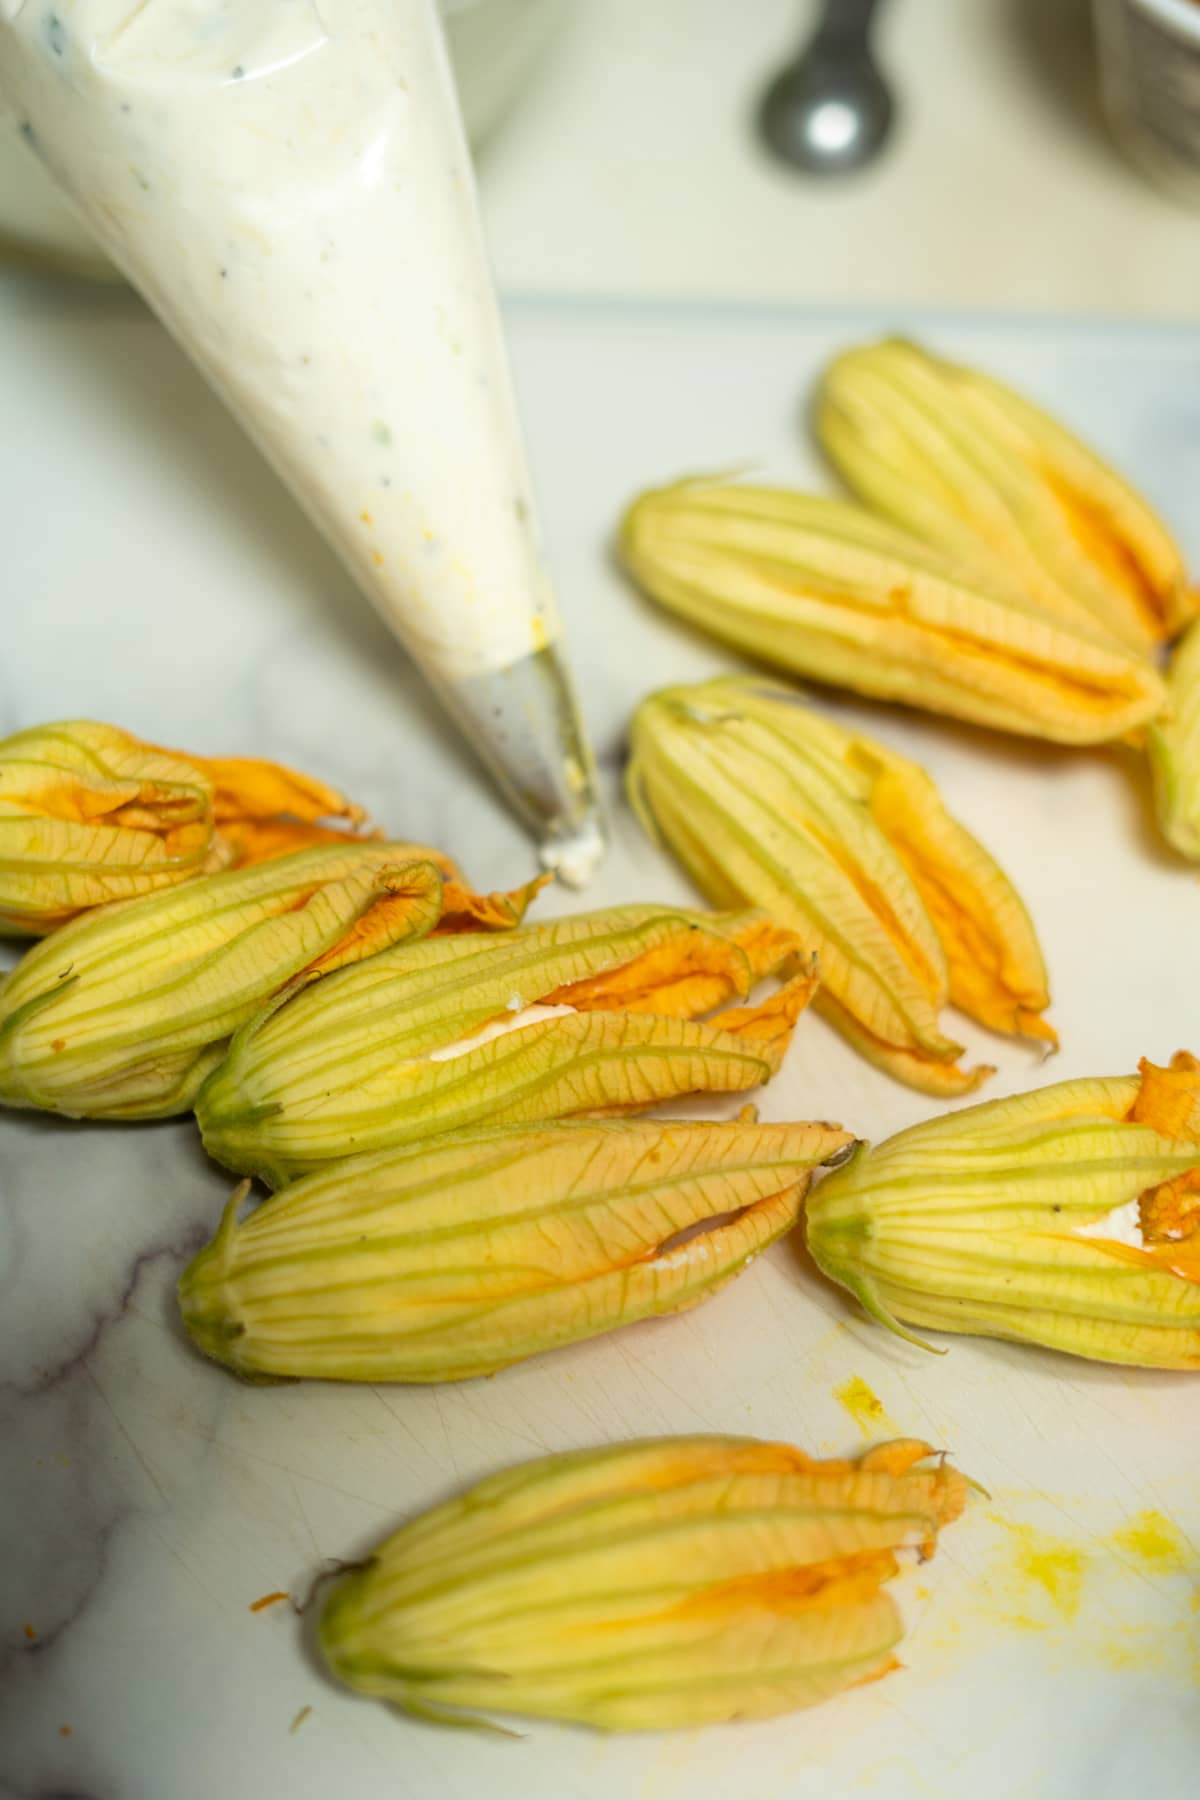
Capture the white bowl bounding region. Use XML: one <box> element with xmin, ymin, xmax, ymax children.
<box><xmin>0</xmin><ymin>0</ymin><xmax>565</xmax><ymax>277</ymax></box>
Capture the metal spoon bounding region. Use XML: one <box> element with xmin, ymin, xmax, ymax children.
<box><xmin>758</xmin><ymin>0</ymin><xmax>895</xmax><ymax>176</ymax></box>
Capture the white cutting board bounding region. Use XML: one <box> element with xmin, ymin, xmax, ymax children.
<box><xmin>0</xmin><ymin>285</ymin><xmax>1197</xmax><ymax>1800</ymax></box>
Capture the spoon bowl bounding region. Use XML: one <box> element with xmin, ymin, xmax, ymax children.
<box><xmin>758</xmin><ymin>0</ymin><xmax>895</xmax><ymax>177</ymax></box>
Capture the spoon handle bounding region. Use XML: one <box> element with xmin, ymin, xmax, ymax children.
<box><xmin>812</xmin><ymin>0</ymin><xmax>885</xmax><ymax>51</ymax></box>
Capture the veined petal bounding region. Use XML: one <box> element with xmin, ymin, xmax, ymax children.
<box><xmin>230</xmin><ymin>834</ymin><xmax>546</xmax><ymax>938</ymax></box>
<box><xmin>1148</xmin><ymin>621</ymin><xmax>1200</xmax><ymax>861</ymax></box>
<box><xmin>544</xmin><ymin>910</ymin><xmax>802</xmax><ymax>1018</ymax></box>
<box><xmin>806</xmin><ymin>1055</ymin><xmax>1200</xmax><ymax>1366</ymax></box>
<box><xmin>620</xmin><ymin>483</ymin><xmax>1166</xmax><ymax>744</ymax></box>
<box><xmin>959</xmin><ymin>358</ymin><xmax>1197</xmax><ymax>645</ymax></box>
<box><xmin>814</xmin><ymin>988</ymin><xmax>992</xmax><ymax>1098</ymax></box>
<box><xmin>213</xmin><ymin>815</ymin><xmax>385</xmax><ymax>865</ymax></box>
<box><xmin>302</xmin><ymin>863</ymin><xmax>449</xmax><ymax>977</ymax></box>
<box><xmin>0</xmin><ymin>720</ymin><xmax>223</xmax><ymax>933</ymax></box>
<box><xmin>716</xmin><ymin>967</ymin><xmax>822</xmax><ymax>1057</ymax></box>
<box><xmin>853</xmin><ymin>742</ymin><xmax>1055</xmax><ymax>1045</ymax></box>
<box><xmin>0</xmin><ymin>848</ymin><xmax>444</xmax><ymax>1119</ymax></box>
<box><xmin>0</xmin><ymin>717</ymin><xmax>535</xmax><ymax>956</ymax></box>
<box><xmin>202</xmin><ymin>754</ymin><xmax>367</xmax><ymax>832</ymax></box>
<box><xmin>627</xmin><ymin>679</ymin><xmax>1014</xmax><ymax>1093</ymax></box>
<box><xmin>195</xmin><ymin>906</ymin><xmax>814</xmax><ymax>1184</ymax></box>
<box><xmin>199</xmin><ymin>993</ymin><xmax>811</xmax><ymax>1187</ymax></box>
<box><xmin>436</xmin><ymin>872</ymin><xmax>551</xmax><ymax>934</ymax></box>
<box><xmin>0</xmin><ymin>719</ymin><xmax>373</xmax><ymax>935</ymax></box>
<box><xmin>318</xmin><ymin>1434</ymin><xmax>967</xmax><ymax>1731</ymax></box>
<box><xmin>179</xmin><ymin>1116</ymin><xmax>853</xmax><ymax>1382</ymax></box>
<box><xmin>815</xmin><ymin>338</ymin><xmax>1197</xmax><ymax>652</ymax></box>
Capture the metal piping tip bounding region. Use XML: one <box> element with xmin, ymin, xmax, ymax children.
<box><xmin>437</xmin><ymin>640</ymin><xmax>606</xmax><ymax>886</ymax></box>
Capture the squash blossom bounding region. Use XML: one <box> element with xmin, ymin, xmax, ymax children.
<box><xmin>1148</xmin><ymin>620</ymin><xmax>1200</xmax><ymax>861</ymax></box>
<box><xmin>629</xmin><ymin>679</ymin><xmax>1053</xmax><ymax>1096</ymax></box>
<box><xmin>619</xmin><ymin>479</ymin><xmax>1165</xmax><ymax>745</ymax></box>
<box><xmin>806</xmin><ymin>1051</ymin><xmax>1200</xmax><ymax>1368</ymax></box>
<box><xmin>815</xmin><ymin>338</ymin><xmax>1197</xmax><ymax>654</ymax></box>
<box><xmin>195</xmin><ymin>907</ymin><xmax>818</xmax><ymax>1187</ymax></box>
<box><xmin>0</xmin><ymin>718</ymin><xmax>377</xmax><ymax>935</ymax></box>
<box><xmin>179</xmin><ymin>1115</ymin><xmax>855</xmax><ymax>1383</ymax></box>
<box><xmin>319</xmin><ymin>1434</ymin><xmax>968</xmax><ymax>1731</ymax></box>
<box><xmin>207</xmin><ymin>819</ymin><xmax>545</xmax><ymax>937</ymax></box>
<box><xmin>0</xmin><ymin>848</ymin><xmax>453</xmax><ymax>1120</ymax></box>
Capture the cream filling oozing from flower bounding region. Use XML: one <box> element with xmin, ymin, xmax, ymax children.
<box><xmin>427</xmin><ymin>1003</ymin><xmax>578</xmax><ymax>1063</ymax></box>
<box><xmin>1073</xmin><ymin>1197</ymin><xmax>1146</xmax><ymax>1249</ymax></box>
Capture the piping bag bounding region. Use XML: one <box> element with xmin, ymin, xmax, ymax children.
<box><xmin>0</xmin><ymin>0</ymin><xmax>605</xmax><ymax>883</ymax></box>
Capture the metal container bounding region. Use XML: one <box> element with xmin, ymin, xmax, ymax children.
<box><xmin>1093</xmin><ymin>0</ymin><xmax>1200</xmax><ymax>206</ymax></box>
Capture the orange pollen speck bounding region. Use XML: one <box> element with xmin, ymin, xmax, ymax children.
<box><xmin>249</xmin><ymin>1590</ymin><xmax>290</xmax><ymax>1613</ymax></box>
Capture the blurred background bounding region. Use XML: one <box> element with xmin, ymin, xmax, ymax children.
<box><xmin>5</xmin><ymin>0</ymin><xmax>1198</xmax><ymax>315</ymax></box>
<box><xmin>471</xmin><ymin>0</ymin><xmax>1200</xmax><ymax>316</ymax></box>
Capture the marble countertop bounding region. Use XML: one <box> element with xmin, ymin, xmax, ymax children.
<box><xmin>2</xmin><ymin>285</ymin><xmax>1199</xmax><ymax>1799</ymax></box>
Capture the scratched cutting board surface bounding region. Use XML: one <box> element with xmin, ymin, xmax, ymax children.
<box><xmin>1</xmin><ymin>284</ymin><xmax>1198</xmax><ymax>1800</ymax></box>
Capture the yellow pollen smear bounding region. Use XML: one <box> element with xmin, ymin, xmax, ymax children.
<box><xmin>987</xmin><ymin>1517</ymin><xmax>1087</xmax><ymax>1624</ymax></box>
<box><xmin>1111</xmin><ymin>1510</ymin><xmax>1189</xmax><ymax>1570</ymax></box>
<box><xmin>834</xmin><ymin>1377</ymin><xmax>892</xmax><ymax>1439</ymax></box>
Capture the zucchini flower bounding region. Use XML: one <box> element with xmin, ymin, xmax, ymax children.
<box><xmin>195</xmin><ymin>907</ymin><xmax>817</xmax><ymax>1186</ymax></box>
<box><xmin>815</xmin><ymin>337</ymin><xmax>1197</xmax><ymax>653</ymax></box>
<box><xmin>629</xmin><ymin>679</ymin><xmax>1054</xmax><ymax>1095</ymax></box>
<box><xmin>0</xmin><ymin>847</ymin><xmax>450</xmax><ymax>1120</ymax></box>
<box><xmin>0</xmin><ymin>718</ymin><xmax>369</xmax><ymax>936</ymax></box>
<box><xmin>1148</xmin><ymin>620</ymin><xmax>1200</xmax><ymax>860</ymax></box>
<box><xmin>319</xmin><ymin>1434</ymin><xmax>968</xmax><ymax>1730</ymax></box>
<box><xmin>806</xmin><ymin>1051</ymin><xmax>1200</xmax><ymax>1368</ymax></box>
<box><xmin>220</xmin><ymin>818</ymin><xmax>545</xmax><ymax>935</ymax></box>
<box><xmin>179</xmin><ymin>1115</ymin><xmax>854</xmax><ymax>1383</ymax></box>
<box><xmin>619</xmin><ymin>479</ymin><xmax>1165</xmax><ymax>744</ymax></box>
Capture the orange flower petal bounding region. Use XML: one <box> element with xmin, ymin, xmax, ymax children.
<box><xmin>17</xmin><ymin>776</ymin><xmax>145</xmax><ymax>826</ymax></box>
<box><xmin>217</xmin><ymin>816</ymin><xmax>386</xmax><ymax>867</ymax></box>
<box><xmin>303</xmin><ymin>862</ymin><xmax>446</xmax><ymax>979</ymax></box>
<box><xmin>1076</xmin><ymin>1234</ymin><xmax>1200</xmax><ymax>1286</ymax></box>
<box><xmin>435</xmin><ymin>873</ymin><xmax>552</xmax><ymax>935</ymax></box>
<box><xmin>200</xmin><ymin>755</ymin><xmax>368</xmax><ymax>829</ymax></box>
<box><xmin>1129</xmin><ymin>1051</ymin><xmax>1200</xmax><ymax>1141</ymax></box>
<box><xmin>546</xmin><ymin>916</ymin><xmax>803</xmax><ymax>1019</ymax></box>
<box><xmin>667</xmin><ymin>1550</ymin><xmax>901</xmax><ymax>1625</ymax></box>
<box><xmin>715</xmin><ymin>966</ymin><xmax>820</xmax><ymax>1061</ymax></box>
<box><xmin>1090</xmin><ymin>1160</ymin><xmax>1200</xmax><ymax>1287</ymax></box>
<box><xmin>815</xmin><ymin>989</ymin><xmax>992</xmax><ymax>1099</ymax></box>
<box><xmin>1140</xmin><ymin>1167</ymin><xmax>1200</xmax><ymax>1244</ymax></box>
<box><xmin>867</xmin><ymin>762</ymin><xmax>1056</xmax><ymax>1047</ymax></box>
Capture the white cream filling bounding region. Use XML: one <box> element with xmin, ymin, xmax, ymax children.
<box><xmin>0</xmin><ymin>0</ymin><xmax>560</xmax><ymax>681</ymax></box>
<box><xmin>1073</xmin><ymin>1197</ymin><xmax>1146</xmax><ymax>1249</ymax></box>
<box><xmin>427</xmin><ymin>1003</ymin><xmax>577</xmax><ymax>1063</ymax></box>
